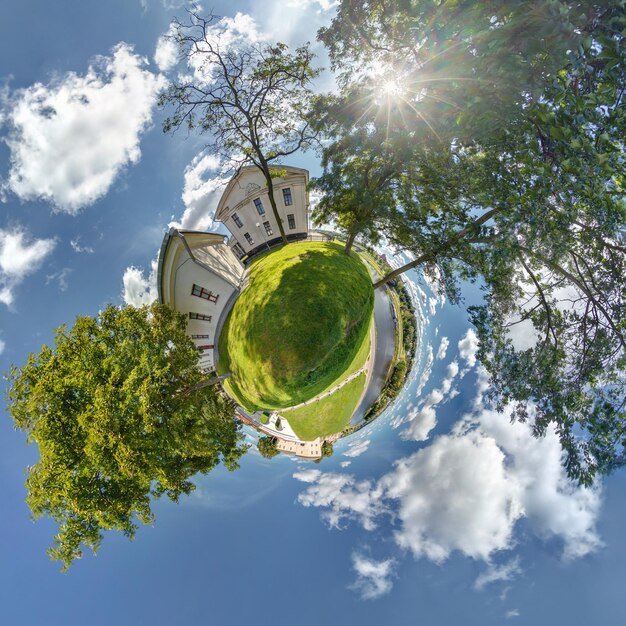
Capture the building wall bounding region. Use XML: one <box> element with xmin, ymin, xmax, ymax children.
<box><xmin>216</xmin><ymin>167</ymin><xmax>309</xmax><ymax>257</ymax></box>
<box><xmin>159</xmin><ymin>231</ymin><xmax>244</xmax><ymax>372</ymax></box>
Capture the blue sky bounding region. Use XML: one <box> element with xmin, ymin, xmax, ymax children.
<box><xmin>0</xmin><ymin>2</ymin><xmax>624</xmax><ymax>625</ymax></box>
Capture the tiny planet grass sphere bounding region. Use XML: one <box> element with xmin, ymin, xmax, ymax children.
<box><xmin>218</xmin><ymin>242</ymin><xmax>374</xmax><ymax>424</ymax></box>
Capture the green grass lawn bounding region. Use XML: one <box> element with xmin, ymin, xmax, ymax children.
<box><xmin>283</xmin><ymin>373</ymin><xmax>366</xmax><ymax>441</ymax></box>
<box><xmin>218</xmin><ymin>241</ymin><xmax>374</xmax><ymax>411</ymax></box>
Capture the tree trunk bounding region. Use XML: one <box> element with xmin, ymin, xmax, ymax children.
<box><xmin>373</xmin><ymin>253</ymin><xmax>431</xmax><ymax>289</ymax></box>
<box><xmin>188</xmin><ymin>372</ymin><xmax>231</xmax><ymax>393</ymax></box>
<box><xmin>261</xmin><ymin>166</ymin><xmax>288</xmax><ymax>244</ymax></box>
<box><xmin>373</xmin><ymin>206</ymin><xmax>503</xmax><ymax>289</ymax></box>
<box><xmin>344</xmin><ymin>231</ymin><xmax>356</xmax><ymax>255</ymax></box>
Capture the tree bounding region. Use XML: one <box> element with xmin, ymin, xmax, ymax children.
<box><xmin>257</xmin><ymin>436</ymin><xmax>280</xmax><ymax>459</ymax></box>
<box><xmin>311</xmin><ymin>128</ymin><xmax>402</xmax><ymax>254</ymax></box>
<box><xmin>6</xmin><ymin>303</ymin><xmax>247</xmax><ymax>570</ymax></box>
<box><xmin>314</xmin><ymin>1</ymin><xmax>626</xmax><ymax>483</ymax></box>
<box><xmin>160</xmin><ymin>11</ymin><xmax>320</xmax><ymax>243</ymax></box>
<box><xmin>321</xmin><ymin>441</ymin><xmax>333</xmax><ymax>458</ymax></box>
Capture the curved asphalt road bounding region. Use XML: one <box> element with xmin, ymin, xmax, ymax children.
<box><xmin>351</xmin><ymin>266</ymin><xmax>396</xmax><ymax>424</ymax></box>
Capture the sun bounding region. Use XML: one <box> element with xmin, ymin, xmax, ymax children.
<box><xmin>381</xmin><ymin>79</ymin><xmax>403</xmax><ymax>97</ymax></box>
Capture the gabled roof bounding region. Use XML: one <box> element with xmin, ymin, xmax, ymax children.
<box><xmin>214</xmin><ymin>165</ymin><xmax>309</xmax><ymax>222</ymax></box>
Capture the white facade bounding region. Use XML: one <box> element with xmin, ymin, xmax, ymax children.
<box><xmin>157</xmin><ymin>229</ymin><xmax>244</xmax><ymax>372</ymax></box>
<box><xmin>215</xmin><ymin>165</ymin><xmax>309</xmax><ymax>259</ymax></box>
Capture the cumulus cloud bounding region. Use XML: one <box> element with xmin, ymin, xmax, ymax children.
<box><xmin>344</xmin><ymin>440</ymin><xmax>370</xmax><ymax>458</ymax></box>
<box><xmin>458</xmin><ymin>329</ymin><xmax>479</xmax><ymax>368</ymax></box>
<box><xmin>169</xmin><ymin>152</ymin><xmax>230</xmax><ymax>232</ymax></box>
<box><xmin>154</xmin><ymin>25</ymin><xmax>179</xmax><ymax>72</ymax></box>
<box><xmin>349</xmin><ymin>553</ymin><xmax>396</xmax><ymax>600</ymax></box>
<box><xmin>384</xmin><ymin>432</ymin><xmax>522</xmax><ymax>561</ymax></box>
<box><xmin>294</xmin><ymin>471</ymin><xmax>385</xmax><ymax>531</ymax></box>
<box><xmin>122</xmin><ymin>258</ymin><xmax>158</xmax><ymax>306</ymax></box>
<box><xmin>477</xmin><ymin>407</ymin><xmax>603</xmax><ymax>559</ymax></box>
<box><xmin>0</xmin><ymin>227</ymin><xmax>56</xmax><ymax>306</ymax></box>
<box><xmin>0</xmin><ymin>338</ymin><xmax>5</xmax><ymax>354</ymax></box>
<box><xmin>3</xmin><ymin>44</ymin><xmax>165</xmax><ymax>213</ymax></box>
<box><xmin>296</xmin><ymin>399</ymin><xmax>602</xmax><ymax>572</ymax></box>
<box><xmin>436</xmin><ymin>336</ymin><xmax>449</xmax><ymax>360</ymax></box>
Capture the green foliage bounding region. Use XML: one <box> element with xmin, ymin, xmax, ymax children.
<box><xmin>321</xmin><ymin>441</ymin><xmax>334</xmax><ymax>457</ymax></box>
<box><xmin>218</xmin><ymin>242</ymin><xmax>374</xmax><ymax>410</ymax></box>
<box><xmin>6</xmin><ymin>303</ymin><xmax>246</xmax><ymax>570</ymax></box>
<box><xmin>317</xmin><ymin>1</ymin><xmax>626</xmax><ymax>483</ymax></box>
<box><xmin>257</xmin><ymin>436</ymin><xmax>280</xmax><ymax>459</ymax></box>
<box><xmin>311</xmin><ymin>133</ymin><xmax>403</xmax><ymax>251</ymax></box>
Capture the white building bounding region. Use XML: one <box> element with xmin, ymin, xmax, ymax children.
<box><xmin>157</xmin><ymin>228</ymin><xmax>244</xmax><ymax>372</ymax></box>
<box><xmin>214</xmin><ymin>165</ymin><xmax>310</xmax><ymax>259</ymax></box>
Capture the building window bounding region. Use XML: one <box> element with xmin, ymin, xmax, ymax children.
<box><xmin>244</xmin><ymin>232</ymin><xmax>254</xmax><ymax>245</ymax></box>
<box><xmin>189</xmin><ymin>312</ymin><xmax>212</xmax><ymax>321</ymax></box>
<box><xmin>232</xmin><ymin>243</ymin><xmax>245</xmax><ymax>258</ymax></box>
<box><xmin>191</xmin><ymin>334</ymin><xmax>211</xmax><ymax>339</ymax></box>
<box><xmin>191</xmin><ymin>284</ymin><xmax>219</xmax><ymax>303</ymax></box>
<box><xmin>254</xmin><ymin>198</ymin><xmax>265</xmax><ymax>215</ymax></box>
<box><xmin>282</xmin><ymin>187</ymin><xmax>293</xmax><ymax>206</ymax></box>
<box><xmin>197</xmin><ymin>344</ymin><xmax>214</xmax><ymax>351</ymax></box>
<box><xmin>263</xmin><ymin>221</ymin><xmax>273</xmax><ymax>236</ymax></box>
<box><xmin>232</xmin><ymin>212</ymin><xmax>243</xmax><ymax>228</ymax></box>
<box><xmin>287</xmin><ymin>214</ymin><xmax>296</xmax><ymax>230</ymax></box>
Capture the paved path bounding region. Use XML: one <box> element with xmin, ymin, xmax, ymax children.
<box><xmin>350</xmin><ymin>261</ymin><xmax>396</xmax><ymax>424</ymax></box>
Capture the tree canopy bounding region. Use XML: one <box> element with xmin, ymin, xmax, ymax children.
<box><xmin>7</xmin><ymin>303</ymin><xmax>247</xmax><ymax>570</ymax></box>
<box><xmin>257</xmin><ymin>436</ymin><xmax>280</xmax><ymax>459</ymax></box>
<box><xmin>312</xmin><ymin>0</ymin><xmax>626</xmax><ymax>484</ymax></box>
<box><xmin>160</xmin><ymin>10</ymin><xmax>320</xmax><ymax>243</ymax></box>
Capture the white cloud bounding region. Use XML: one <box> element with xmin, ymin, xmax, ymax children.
<box><xmin>294</xmin><ymin>471</ymin><xmax>385</xmax><ymax>531</ymax></box>
<box><xmin>477</xmin><ymin>408</ymin><xmax>603</xmax><ymax>559</ymax></box>
<box><xmin>0</xmin><ymin>338</ymin><xmax>5</xmax><ymax>354</ymax></box>
<box><xmin>297</xmin><ymin>394</ymin><xmax>602</xmax><ymax>572</ymax></box>
<box><xmin>0</xmin><ymin>227</ymin><xmax>56</xmax><ymax>306</ymax></box>
<box><xmin>344</xmin><ymin>440</ymin><xmax>370</xmax><ymax>458</ymax></box>
<box><xmin>3</xmin><ymin>44</ymin><xmax>165</xmax><ymax>213</ymax></box>
<box><xmin>187</xmin><ymin>13</ymin><xmax>266</xmax><ymax>85</ymax></box>
<box><xmin>122</xmin><ymin>258</ymin><xmax>158</xmax><ymax>306</ymax></box>
<box><xmin>506</xmin><ymin>609</ymin><xmax>520</xmax><ymax>619</ymax></box>
<box><xmin>169</xmin><ymin>152</ymin><xmax>229</xmax><ymax>232</ymax></box>
<box><xmin>154</xmin><ymin>25</ymin><xmax>179</xmax><ymax>72</ymax></box>
<box><xmin>349</xmin><ymin>553</ymin><xmax>396</xmax><ymax>600</ymax></box>
<box><xmin>474</xmin><ymin>557</ymin><xmax>521</xmax><ymax>590</ymax></box>
<box><xmin>292</xmin><ymin>469</ymin><xmax>321</xmax><ymax>483</ymax></box>
<box><xmin>402</xmin><ymin>360</ymin><xmax>459</xmax><ymax>441</ymax></box>
<box><xmin>436</xmin><ymin>336</ymin><xmax>449</xmax><ymax>360</ymax></box>
<box><xmin>384</xmin><ymin>432</ymin><xmax>522</xmax><ymax>561</ymax></box>
<box><xmin>458</xmin><ymin>329</ymin><xmax>479</xmax><ymax>368</ymax></box>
